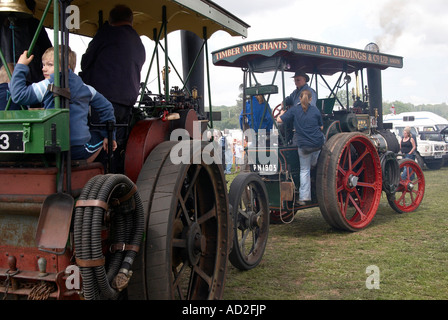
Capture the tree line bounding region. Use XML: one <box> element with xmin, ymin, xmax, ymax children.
<box><xmin>383</xmin><ymin>101</ymin><xmax>448</xmax><ymax>118</ymax></box>
<box><xmin>210</xmin><ymin>97</ymin><xmax>448</xmax><ymax>131</ymax></box>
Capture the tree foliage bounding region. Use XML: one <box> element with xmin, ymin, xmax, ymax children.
<box><xmin>208</xmin><ymin>92</ymin><xmax>448</xmax><ymax>131</ymax></box>
<box><xmin>209</xmin><ymin>104</ymin><xmax>241</xmax><ymax>131</ymax></box>
<box><xmin>383</xmin><ymin>101</ymin><xmax>448</xmax><ymax>119</ymax></box>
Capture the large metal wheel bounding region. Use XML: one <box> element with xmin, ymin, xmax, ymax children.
<box><xmin>316</xmin><ymin>133</ymin><xmax>345</xmax><ymax>229</ymax></box>
<box><xmin>317</xmin><ymin>133</ymin><xmax>383</xmax><ymax>231</ymax></box>
<box><xmin>128</xmin><ymin>140</ymin><xmax>230</xmax><ymax>300</ymax></box>
<box><xmin>387</xmin><ymin>159</ymin><xmax>425</xmax><ymax>213</ymax></box>
<box><xmin>228</xmin><ymin>172</ymin><xmax>269</xmax><ymax>270</ymax></box>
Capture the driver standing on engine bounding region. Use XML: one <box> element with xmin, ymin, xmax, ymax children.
<box><xmin>280</xmin><ymin>71</ymin><xmax>317</xmax><ymax>145</ymax></box>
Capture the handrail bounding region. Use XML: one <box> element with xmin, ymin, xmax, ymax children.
<box><xmin>52</xmin><ymin>0</ymin><xmax>60</xmax><ymax>109</ymax></box>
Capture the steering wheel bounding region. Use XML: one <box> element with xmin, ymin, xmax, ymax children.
<box><xmin>273</xmin><ymin>103</ymin><xmax>283</xmax><ymax>119</ymax></box>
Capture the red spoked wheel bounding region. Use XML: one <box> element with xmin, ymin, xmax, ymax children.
<box><xmin>317</xmin><ymin>133</ymin><xmax>383</xmax><ymax>231</ymax></box>
<box><xmin>387</xmin><ymin>159</ymin><xmax>425</xmax><ymax>213</ymax></box>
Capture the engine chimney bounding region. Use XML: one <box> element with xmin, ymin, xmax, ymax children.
<box><xmin>181</xmin><ymin>31</ymin><xmax>205</xmax><ymax>115</ymax></box>
<box><xmin>365</xmin><ymin>43</ymin><xmax>383</xmax><ymax>130</ymax></box>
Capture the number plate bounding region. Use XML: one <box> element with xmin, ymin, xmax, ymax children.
<box><xmin>435</xmin><ymin>154</ymin><xmax>442</xmax><ymax>159</ymax></box>
<box><xmin>252</xmin><ymin>164</ymin><xmax>278</xmax><ymax>174</ymax></box>
<box><xmin>0</xmin><ymin>131</ymin><xmax>25</xmax><ymax>152</ymax></box>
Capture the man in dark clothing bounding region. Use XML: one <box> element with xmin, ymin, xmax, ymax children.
<box><xmin>279</xmin><ymin>71</ymin><xmax>317</xmax><ymax>145</ymax></box>
<box><xmin>81</xmin><ymin>4</ymin><xmax>146</xmax><ymax>173</ymax></box>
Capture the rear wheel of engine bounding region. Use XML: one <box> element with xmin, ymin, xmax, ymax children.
<box><xmin>387</xmin><ymin>159</ymin><xmax>425</xmax><ymax>213</ymax></box>
<box><xmin>129</xmin><ymin>141</ymin><xmax>230</xmax><ymax>300</ymax></box>
<box><xmin>228</xmin><ymin>172</ymin><xmax>269</xmax><ymax>270</ymax></box>
<box><xmin>317</xmin><ymin>133</ymin><xmax>383</xmax><ymax>231</ymax></box>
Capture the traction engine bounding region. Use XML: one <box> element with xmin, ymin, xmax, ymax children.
<box><xmin>212</xmin><ymin>38</ymin><xmax>426</xmax><ymax>271</ymax></box>
<box><xmin>0</xmin><ymin>0</ymin><xmax>249</xmax><ymax>300</ymax></box>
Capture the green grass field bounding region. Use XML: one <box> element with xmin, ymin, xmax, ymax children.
<box><xmin>223</xmin><ymin>166</ymin><xmax>448</xmax><ymax>300</ymax></box>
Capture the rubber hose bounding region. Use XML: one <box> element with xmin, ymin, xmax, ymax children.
<box><xmin>86</xmin><ymin>175</ymin><xmax>110</xmax><ymax>300</ymax></box>
<box><xmin>75</xmin><ymin>174</ymin><xmax>130</xmax><ymax>299</ymax></box>
<box><xmin>106</xmin><ymin>181</ymin><xmax>135</xmax><ymax>282</ymax></box>
<box><xmin>106</xmin><ymin>204</ymin><xmax>126</xmax><ymax>282</ymax></box>
<box><xmin>74</xmin><ymin>174</ymin><xmax>144</xmax><ymax>300</ymax></box>
<box><xmin>94</xmin><ymin>175</ymin><xmax>140</xmax><ymax>299</ymax></box>
<box><xmin>85</xmin><ymin>174</ymin><xmax>109</xmax><ymax>300</ymax></box>
<box><xmin>125</xmin><ymin>190</ymin><xmax>144</xmax><ymax>271</ymax></box>
<box><xmin>107</xmin><ymin>176</ymin><xmax>144</xmax><ymax>276</ymax></box>
<box><xmin>74</xmin><ymin>174</ymin><xmax>108</xmax><ymax>300</ymax></box>
<box><xmin>92</xmin><ymin>175</ymin><xmax>125</xmax><ymax>299</ymax></box>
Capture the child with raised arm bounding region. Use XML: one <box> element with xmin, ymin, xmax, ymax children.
<box><xmin>9</xmin><ymin>47</ymin><xmax>117</xmax><ymax>162</ymax></box>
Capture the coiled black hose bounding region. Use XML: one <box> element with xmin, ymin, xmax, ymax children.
<box><xmin>74</xmin><ymin>174</ymin><xmax>144</xmax><ymax>300</ymax></box>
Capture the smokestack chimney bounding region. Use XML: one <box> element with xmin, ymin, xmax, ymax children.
<box><xmin>365</xmin><ymin>43</ymin><xmax>383</xmax><ymax>130</ymax></box>
<box><xmin>181</xmin><ymin>31</ymin><xmax>205</xmax><ymax>114</ymax></box>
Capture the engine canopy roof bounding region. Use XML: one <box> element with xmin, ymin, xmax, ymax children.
<box><xmin>33</xmin><ymin>0</ymin><xmax>249</xmax><ymax>40</ymax></box>
<box><xmin>212</xmin><ymin>38</ymin><xmax>403</xmax><ymax>75</ymax></box>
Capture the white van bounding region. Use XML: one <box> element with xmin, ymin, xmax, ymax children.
<box><xmin>383</xmin><ymin>112</ymin><xmax>447</xmax><ymax>170</ymax></box>
<box><xmin>384</xmin><ymin>111</ymin><xmax>448</xmax><ymax>131</ymax></box>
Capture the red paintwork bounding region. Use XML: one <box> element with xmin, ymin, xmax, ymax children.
<box><xmin>0</xmin><ymin>115</ymin><xmax>195</xmax><ymax>299</ymax></box>
<box><xmin>0</xmin><ymin>162</ymin><xmax>103</xmax><ymax>299</ymax></box>
<box><xmin>0</xmin><ymin>162</ymin><xmax>103</xmax><ymax>215</ymax></box>
<box><xmin>125</xmin><ymin>119</ymin><xmax>170</xmax><ymax>182</ymax></box>
<box><xmin>0</xmin><ymin>162</ymin><xmax>104</xmax><ymax>196</ymax></box>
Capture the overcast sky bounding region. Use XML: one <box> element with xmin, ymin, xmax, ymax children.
<box><xmin>69</xmin><ymin>0</ymin><xmax>448</xmax><ymax>108</ymax></box>
<box><xmin>203</xmin><ymin>0</ymin><xmax>448</xmax><ymax>107</ymax></box>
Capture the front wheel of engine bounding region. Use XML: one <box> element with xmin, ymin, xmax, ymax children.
<box><xmin>387</xmin><ymin>159</ymin><xmax>425</xmax><ymax>213</ymax></box>
<box><xmin>228</xmin><ymin>172</ymin><xmax>269</xmax><ymax>270</ymax></box>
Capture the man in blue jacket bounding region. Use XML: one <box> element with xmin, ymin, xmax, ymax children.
<box><xmin>240</xmin><ymin>94</ymin><xmax>273</xmax><ymax>134</ymax></box>
<box><xmin>280</xmin><ymin>71</ymin><xmax>317</xmax><ymax>145</ymax></box>
<box><xmin>284</xmin><ymin>71</ymin><xmax>317</xmax><ymax>108</ymax></box>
